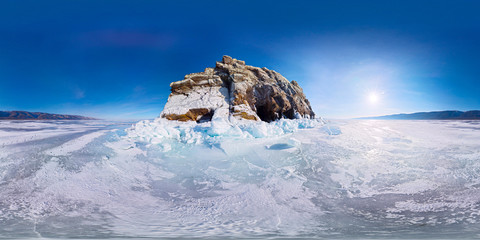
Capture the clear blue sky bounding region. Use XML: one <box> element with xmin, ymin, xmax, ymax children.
<box><xmin>0</xmin><ymin>0</ymin><xmax>479</xmax><ymax>119</ymax></box>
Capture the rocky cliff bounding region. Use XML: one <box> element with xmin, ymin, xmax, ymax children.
<box><xmin>161</xmin><ymin>56</ymin><xmax>315</xmax><ymax>122</ymax></box>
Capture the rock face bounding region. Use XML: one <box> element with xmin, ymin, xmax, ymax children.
<box><xmin>161</xmin><ymin>56</ymin><xmax>315</xmax><ymax>122</ymax></box>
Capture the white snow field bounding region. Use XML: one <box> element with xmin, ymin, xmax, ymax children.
<box><xmin>1</xmin><ymin>119</ymin><xmax>480</xmax><ymax>239</ymax></box>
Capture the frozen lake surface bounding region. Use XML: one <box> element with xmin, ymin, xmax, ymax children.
<box><xmin>1</xmin><ymin>119</ymin><xmax>480</xmax><ymax>239</ymax></box>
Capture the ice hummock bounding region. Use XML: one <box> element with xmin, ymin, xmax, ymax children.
<box><xmin>127</xmin><ymin>115</ymin><xmax>326</xmax><ymax>146</ymax></box>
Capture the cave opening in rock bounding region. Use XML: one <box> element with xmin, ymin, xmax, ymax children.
<box><xmin>196</xmin><ymin>110</ymin><xmax>214</xmax><ymax>123</ymax></box>
<box><xmin>256</xmin><ymin>105</ymin><xmax>274</xmax><ymax>122</ymax></box>
<box><xmin>283</xmin><ymin>108</ymin><xmax>295</xmax><ymax>119</ymax></box>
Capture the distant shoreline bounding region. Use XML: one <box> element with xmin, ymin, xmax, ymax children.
<box><xmin>358</xmin><ymin>110</ymin><xmax>480</xmax><ymax>120</ymax></box>
<box><xmin>0</xmin><ymin>110</ymin><xmax>97</xmax><ymax>120</ymax></box>
<box><xmin>0</xmin><ymin>119</ymin><xmax>97</xmax><ymax>121</ymax></box>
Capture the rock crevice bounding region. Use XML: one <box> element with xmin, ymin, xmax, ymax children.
<box><xmin>161</xmin><ymin>56</ymin><xmax>315</xmax><ymax>122</ymax></box>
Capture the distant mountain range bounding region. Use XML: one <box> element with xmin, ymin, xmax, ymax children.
<box><xmin>361</xmin><ymin>110</ymin><xmax>480</xmax><ymax>120</ymax></box>
<box><xmin>0</xmin><ymin>111</ymin><xmax>96</xmax><ymax>120</ymax></box>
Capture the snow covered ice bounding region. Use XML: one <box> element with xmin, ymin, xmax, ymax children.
<box><xmin>1</xmin><ymin>119</ymin><xmax>480</xmax><ymax>238</ymax></box>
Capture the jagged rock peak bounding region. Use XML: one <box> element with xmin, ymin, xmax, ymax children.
<box><xmin>161</xmin><ymin>55</ymin><xmax>315</xmax><ymax>122</ymax></box>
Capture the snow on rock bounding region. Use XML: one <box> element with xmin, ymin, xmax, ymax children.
<box><xmin>160</xmin><ymin>55</ymin><xmax>316</xmax><ymax>122</ymax></box>
<box><xmin>161</xmin><ymin>72</ymin><xmax>229</xmax><ymax>122</ymax></box>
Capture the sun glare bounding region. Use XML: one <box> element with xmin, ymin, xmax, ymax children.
<box><xmin>368</xmin><ymin>92</ymin><xmax>379</xmax><ymax>104</ymax></box>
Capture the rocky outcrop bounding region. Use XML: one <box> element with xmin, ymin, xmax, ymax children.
<box><xmin>161</xmin><ymin>56</ymin><xmax>315</xmax><ymax>122</ymax></box>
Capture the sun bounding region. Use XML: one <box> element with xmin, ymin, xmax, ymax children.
<box><xmin>368</xmin><ymin>92</ymin><xmax>379</xmax><ymax>104</ymax></box>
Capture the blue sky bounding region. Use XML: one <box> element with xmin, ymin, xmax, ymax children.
<box><xmin>0</xmin><ymin>0</ymin><xmax>479</xmax><ymax>119</ymax></box>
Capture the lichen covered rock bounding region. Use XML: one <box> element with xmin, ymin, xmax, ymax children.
<box><xmin>160</xmin><ymin>56</ymin><xmax>315</xmax><ymax>122</ymax></box>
